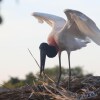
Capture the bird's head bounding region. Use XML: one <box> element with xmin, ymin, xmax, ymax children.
<box><xmin>39</xmin><ymin>42</ymin><xmax>58</xmax><ymax>75</ymax></box>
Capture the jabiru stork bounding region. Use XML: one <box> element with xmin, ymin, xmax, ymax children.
<box><xmin>32</xmin><ymin>9</ymin><xmax>100</xmax><ymax>90</ymax></box>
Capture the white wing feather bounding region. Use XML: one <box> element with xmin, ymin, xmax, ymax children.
<box><xmin>65</xmin><ymin>9</ymin><xmax>100</xmax><ymax>45</ymax></box>
<box><xmin>32</xmin><ymin>12</ymin><xmax>66</xmax><ymax>32</ymax></box>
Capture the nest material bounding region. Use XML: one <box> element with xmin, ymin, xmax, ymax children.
<box><xmin>0</xmin><ymin>76</ymin><xmax>100</xmax><ymax>100</ymax></box>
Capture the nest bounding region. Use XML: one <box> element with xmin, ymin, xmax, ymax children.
<box><xmin>0</xmin><ymin>75</ymin><xmax>100</xmax><ymax>100</ymax></box>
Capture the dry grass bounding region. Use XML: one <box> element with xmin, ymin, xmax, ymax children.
<box><xmin>0</xmin><ymin>76</ymin><xmax>100</xmax><ymax>100</ymax></box>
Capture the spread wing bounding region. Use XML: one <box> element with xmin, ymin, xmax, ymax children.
<box><xmin>32</xmin><ymin>12</ymin><xmax>66</xmax><ymax>32</ymax></box>
<box><xmin>64</xmin><ymin>9</ymin><xmax>100</xmax><ymax>45</ymax></box>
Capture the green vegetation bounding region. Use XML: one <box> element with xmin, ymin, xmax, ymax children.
<box><xmin>2</xmin><ymin>73</ymin><xmax>37</xmax><ymax>88</ymax></box>
<box><xmin>2</xmin><ymin>66</ymin><xmax>92</xmax><ymax>88</ymax></box>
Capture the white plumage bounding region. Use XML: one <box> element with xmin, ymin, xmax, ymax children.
<box><xmin>32</xmin><ymin>9</ymin><xmax>100</xmax><ymax>90</ymax></box>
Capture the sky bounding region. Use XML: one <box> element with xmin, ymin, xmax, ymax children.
<box><xmin>0</xmin><ymin>0</ymin><xmax>100</xmax><ymax>84</ymax></box>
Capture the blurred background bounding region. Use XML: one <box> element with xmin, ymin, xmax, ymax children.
<box><xmin>0</xmin><ymin>0</ymin><xmax>100</xmax><ymax>85</ymax></box>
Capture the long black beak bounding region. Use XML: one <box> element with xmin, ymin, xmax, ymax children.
<box><xmin>40</xmin><ymin>49</ymin><xmax>46</xmax><ymax>76</ymax></box>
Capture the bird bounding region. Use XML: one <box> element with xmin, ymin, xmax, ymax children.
<box><xmin>32</xmin><ymin>9</ymin><xmax>100</xmax><ymax>90</ymax></box>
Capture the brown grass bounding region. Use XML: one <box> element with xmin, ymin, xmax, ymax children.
<box><xmin>0</xmin><ymin>76</ymin><xmax>100</xmax><ymax>100</ymax></box>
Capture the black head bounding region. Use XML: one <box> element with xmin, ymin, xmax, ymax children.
<box><xmin>39</xmin><ymin>42</ymin><xmax>58</xmax><ymax>75</ymax></box>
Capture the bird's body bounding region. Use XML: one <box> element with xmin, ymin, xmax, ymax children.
<box><xmin>33</xmin><ymin>10</ymin><xmax>94</xmax><ymax>52</ymax></box>
<box><xmin>32</xmin><ymin>9</ymin><xmax>100</xmax><ymax>90</ymax></box>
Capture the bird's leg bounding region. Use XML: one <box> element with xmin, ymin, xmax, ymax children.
<box><xmin>67</xmin><ymin>51</ymin><xmax>71</xmax><ymax>90</ymax></box>
<box><xmin>57</xmin><ymin>52</ymin><xmax>62</xmax><ymax>86</ymax></box>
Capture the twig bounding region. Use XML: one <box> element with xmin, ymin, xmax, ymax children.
<box><xmin>28</xmin><ymin>48</ymin><xmax>55</xmax><ymax>83</ymax></box>
<box><xmin>28</xmin><ymin>48</ymin><xmax>40</xmax><ymax>68</ymax></box>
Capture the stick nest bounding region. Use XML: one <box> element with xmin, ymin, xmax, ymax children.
<box><xmin>0</xmin><ymin>76</ymin><xmax>100</xmax><ymax>100</ymax></box>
